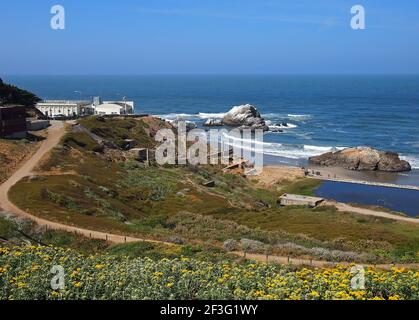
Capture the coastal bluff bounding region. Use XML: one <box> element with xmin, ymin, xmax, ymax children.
<box><xmin>309</xmin><ymin>146</ymin><xmax>411</xmax><ymax>172</ymax></box>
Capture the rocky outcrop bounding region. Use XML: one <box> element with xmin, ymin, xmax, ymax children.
<box><xmin>203</xmin><ymin>118</ymin><xmax>223</xmax><ymax>127</ymax></box>
<box><xmin>223</xmin><ymin>239</ymin><xmax>239</xmax><ymax>252</ymax></box>
<box><xmin>309</xmin><ymin>147</ymin><xmax>411</xmax><ymax>172</ymax></box>
<box><xmin>222</xmin><ymin>104</ymin><xmax>268</xmax><ymax>131</ymax></box>
<box><xmin>240</xmin><ymin>238</ymin><xmax>265</xmax><ymax>252</ymax></box>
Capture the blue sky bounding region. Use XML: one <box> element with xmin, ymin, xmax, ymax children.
<box><xmin>1</xmin><ymin>0</ymin><xmax>419</xmax><ymax>74</ymax></box>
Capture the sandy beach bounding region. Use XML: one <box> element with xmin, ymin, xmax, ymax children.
<box><xmin>251</xmin><ymin>165</ymin><xmax>305</xmax><ymax>186</ymax></box>
<box><xmin>255</xmin><ymin>163</ymin><xmax>419</xmax><ymax>189</ymax></box>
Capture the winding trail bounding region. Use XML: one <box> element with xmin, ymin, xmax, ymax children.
<box><xmin>0</xmin><ymin>121</ymin><xmax>175</xmax><ymax>247</ymax></box>
<box><xmin>233</xmin><ymin>251</ymin><xmax>419</xmax><ymax>270</ymax></box>
<box><xmin>0</xmin><ymin>122</ymin><xmax>418</xmax><ymax>269</ymax></box>
<box><xmin>327</xmin><ymin>201</ymin><xmax>419</xmax><ymax>224</ymax></box>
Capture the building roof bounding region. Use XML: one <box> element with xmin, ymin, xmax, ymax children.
<box><xmin>279</xmin><ymin>194</ymin><xmax>324</xmax><ymax>202</ymax></box>
<box><xmin>95</xmin><ymin>103</ymin><xmax>124</xmax><ymax>110</ymax></box>
<box><xmin>37</xmin><ymin>100</ymin><xmax>91</xmax><ymax>107</ymax></box>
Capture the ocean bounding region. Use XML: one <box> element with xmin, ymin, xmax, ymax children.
<box><xmin>5</xmin><ymin>74</ymin><xmax>419</xmax><ymax>171</ymax></box>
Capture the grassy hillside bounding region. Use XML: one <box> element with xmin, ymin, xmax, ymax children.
<box><xmin>7</xmin><ymin>116</ymin><xmax>419</xmax><ymax>264</ymax></box>
<box><xmin>0</xmin><ymin>216</ymin><xmax>233</xmax><ymax>262</ymax></box>
<box><xmin>78</xmin><ymin>116</ymin><xmax>171</xmax><ymax>149</ymax></box>
<box><xmin>0</xmin><ymin>138</ymin><xmax>41</xmax><ymax>184</ymax></box>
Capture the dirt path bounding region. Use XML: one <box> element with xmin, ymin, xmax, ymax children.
<box><xmin>0</xmin><ymin>121</ymin><xmax>66</xmax><ymax>205</ymax></box>
<box><xmin>0</xmin><ymin>124</ymin><xmax>417</xmax><ymax>269</ymax></box>
<box><xmin>0</xmin><ymin>121</ymin><xmax>175</xmax><ymax>247</ymax></box>
<box><xmin>324</xmin><ymin>201</ymin><xmax>419</xmax><ymax>224</ymax></box>
<box><xmin>233</xmin><ymin>251</ymin><xmax>419</xmax><ymax>270</ymax></box>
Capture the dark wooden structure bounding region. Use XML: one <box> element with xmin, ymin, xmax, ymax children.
<box><xmin>0</xmin><ymin>105</ymin><xmax>27</xmax><ymax>138</ymax></box>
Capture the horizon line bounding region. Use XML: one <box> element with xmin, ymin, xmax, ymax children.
<box><xmin>4</xmin><ymin>73</ymin><xmax>419</xmax><ymax>77</ymax></box>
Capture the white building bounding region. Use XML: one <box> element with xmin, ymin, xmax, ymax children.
<box><xmin>36</xmin><ymin>97</ymin><xmax>134</xmax><ymax>118</ymax></box>
<box><xmin>93</xmin><ymin>97</ymin><xmax>134</xmax><ymax>115</ymax></box>
<box><xmin>36</xmin><ymin>100</ymin><xmax>94</xmax><ymax>118</ymax></box>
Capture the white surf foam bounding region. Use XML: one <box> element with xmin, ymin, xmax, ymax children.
<box><xmin>263</xmin><ymin>113</ymin><xmax>283</xmax><ymax>119</ymax></box>
<box><xmin>221</xmin><ymin>132</ymin><xmax>345</xmax><ymax>159</ymax></box>
<box><xmin>287</xmin><ymin>114</ymin><xmax>312</xmax><ymax>120</ymax></box>
<box><xmin>221</xmin><ymin>132</ymin><xmax>274</xmax><ymax>147</ymax></box>
<box><xmin>268</xmin><ymin>123</ymin><xmax>298</xmax><ymax>130</ymax></box>
<box><xmin>198</xmin><ymin>112</ymin><xmax>226</xmax><ymax>119</ymax></box>
<box><xmin>155</xmin><ymin>112</ymin><xmax>227</xmax><ymax>120</ymax></box>
<box><xmin>154</xmin><ymin>113</ymin><xmax>197</xmax><ymax>120</ymax></box>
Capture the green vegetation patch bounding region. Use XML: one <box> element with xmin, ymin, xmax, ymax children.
<box><xmin>62</xmin><ymin>132</ymin><xmax>104</xmax><ymax>153</ymax></box>
<box><xmin>280</xmin><ymin>178</ymin><xmax>323</xmax><ymax>196</ymax></box>
<box><xmin>79</xmin><ymin>116</ymin><xmax>157</xmax><ymax>149</ymax></box>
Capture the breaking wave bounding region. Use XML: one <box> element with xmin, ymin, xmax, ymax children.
<box><xmin>154</xmin><ymin>112</ymin><xmax>226</xmax><ymax>120</ymax></box>
<box><xmin>198</xmin><ymin>112</ymin><xmax>226</xmax><ymax>119</ymax></box>
<box><xmin>154</xmin><ymin>113</ymin><xmax>197</xmax><ymax>120</ymax></box>
<box><xmin>154</xmin><ymin>111</ymin><xmax>313</xmax><ymax>129</ymax></box>
<box><xmin>287</xmin><ymin>114</ymin><xmax>312</xmax><ymax>120</ymax></box>
<box><xmin>266</xmin><ymin>121</ymin><xmax>298</xmax><ymax>130</ymax></box>
<box><xmin>221</xmin><ymin>132</ymin><xmax>345</xmax><ymax>159</ymax></box>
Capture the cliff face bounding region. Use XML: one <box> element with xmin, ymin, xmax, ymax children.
<box><xmin>309</xmin><ymin>147</ymin><xmax>411</xmax><ymax>172</ymax></box>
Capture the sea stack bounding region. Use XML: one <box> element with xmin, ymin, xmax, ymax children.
<box><xmin>309</xmin><ymin>146</ymin><xmax>411</xmax><ymax>172</ymax></box>
<box><xmin>222</xmin><ymin>104</ymin><xmax>269</xmax><ymax>131</ymax></box>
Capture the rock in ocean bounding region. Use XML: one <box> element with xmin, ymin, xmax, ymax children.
<box><xmin>309</xmin><ymin>146</ymin><xmax>411</xmax><ymax>172</ymax></box>
<box><xmin>203</xmin><ymin>118</ymin><xmax>223</xmax><ymax>127</ymax></box>
<box><xmin>222</xmin><ymin>104</ymin><xmax>269</xmax><ymax>131</ymax></box>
